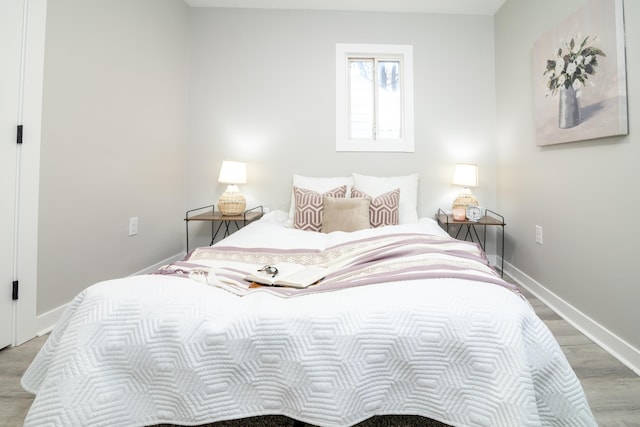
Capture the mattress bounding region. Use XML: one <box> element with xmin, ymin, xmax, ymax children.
<box><xmin>21</xmin><ymin>211</ymin><xmax>596</xmax><ymax>427</ymax></box>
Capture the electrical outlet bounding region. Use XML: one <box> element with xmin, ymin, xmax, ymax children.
<box><xmin>535</xmin><ymin>225</ymin><xmax>543</xmax><ymax>245</ymax></box>
<box><xmin>129</xmin><ymin>217</ymin><xmax>138</xmax><ymax>236</ymax></box>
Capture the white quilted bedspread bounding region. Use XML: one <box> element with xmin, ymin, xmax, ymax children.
<box><xmin>22</xmin><ymin>273</ymin><xmax>596</xmax><ymax>426</ymax></box>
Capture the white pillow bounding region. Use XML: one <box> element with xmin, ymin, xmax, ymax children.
<box><xmin>285</xmin><ymin>174</ymin><xmax>354</xmax><ymax>227</ymax></box>
<box><xmin>352</xmin><ymin>173</ymin><xmax>419</xmax><ymax>224</ymax></box>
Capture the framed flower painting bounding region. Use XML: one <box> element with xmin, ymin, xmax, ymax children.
<box><xmin>533</xmin><ymin>0</ymin><xmax>627</xmax><ymax>146</ymax></box>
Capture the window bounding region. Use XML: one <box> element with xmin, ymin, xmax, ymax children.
<box><xmin>336</xmin><ymin>44</ymin><xmax>414</xmax><ymax>152</ymax></box>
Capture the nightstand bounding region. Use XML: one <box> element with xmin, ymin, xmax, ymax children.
<box><xmin>436</xmin><ymin>208</ymin><xmax>506</xmax><ymax>276</ymax></box>
<box><xmin>185</xmin><ymin>205</ymin><xmax>263</xmax><ymax>252</ymax></box>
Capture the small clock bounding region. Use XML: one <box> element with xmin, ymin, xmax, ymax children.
<box><xmin>466</xmin><ymin>206</ymin><xmax>483</xmax><ymax>222</ymax></box>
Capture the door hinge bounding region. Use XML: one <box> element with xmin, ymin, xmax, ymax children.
<box><xmin>12</xmin><ymin>281</ymin><xmax>19</xmax><ymax>300</ymax></box>
<box><xmin>17</xmin><ymin>125</ymin><xmax>23</xmax><ymax>144</ymax></box>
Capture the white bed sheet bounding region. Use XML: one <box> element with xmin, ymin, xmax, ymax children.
<box><xmin>220</xmin><ymin>211</ymin><xmax>450</xmax><ymax>250</ymax></box>
<box><xmin>21</xmin><ymin>212</ymin><xmax>596</xmax><ymax>427</ymax></box>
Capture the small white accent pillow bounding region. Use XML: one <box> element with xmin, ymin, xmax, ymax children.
<box><xmin>352</xmin><ymin>173</ymin><xmax>419</xmax><ymax>224</ymax></box>
<box><xmin>285</xmin><ymin>174</ymin><xmax>354</xmax><ymax>227</ymax></box>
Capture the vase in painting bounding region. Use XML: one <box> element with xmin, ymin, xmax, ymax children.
<box><xmin>558</xmin><ymin>85</ymin><xmax>581</xmax><ymax>129</ymax></box>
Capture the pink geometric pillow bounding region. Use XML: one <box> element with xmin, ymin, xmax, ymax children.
<box><xmin>351</xmin><ymin>187</ymin><xmax>400</xmax><ymax>228</ymax></box>
<box><xmin>293</xmin><ymin>185</ymin><xmax>347</xmax><ymax>231</ymax></box>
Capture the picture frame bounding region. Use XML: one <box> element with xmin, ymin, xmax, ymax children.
<box><xmin>532</xmin><ymin>0</ymin><xmax>628</xmax><ymax>146</ymax></box>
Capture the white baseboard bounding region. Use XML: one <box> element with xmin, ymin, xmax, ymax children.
<box><xmin>36</xmin><ymin>252</ymin><xmax>186</xmax><ymax>336</ymax></box>
<box><xmin>503</xmin><ymin>259</ymin><xmax>640</xmax><ymax>376</ymax></box>
<box><xmin>35</xmin><ymin>306</ymin><xmax>64</xmax><ymax>337</ymax></box>
<box><xmin>131</xmin><ymin>252</ymin><xmax>186</xmax><ymax>275</ymax></box>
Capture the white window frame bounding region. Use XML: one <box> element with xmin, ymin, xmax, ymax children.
<box><xmin>336</xmin><ymin>43</ymin><xmax>414</xmax><ymax>152</ymax></box>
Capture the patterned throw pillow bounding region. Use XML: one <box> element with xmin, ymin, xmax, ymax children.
<box><xmin>285</xmin><ymin>175</ymin><xmax>354</xmax><ymax>228</ymax></box>
<box><xmin>351</xmin><ymin>187</ymin><xmax>400</xmax><ymax>228</ymax></box>
<box><xmin>293</xmin><ymin>185</ymin><xmax>347</xmax><ymax>232</ymax></box>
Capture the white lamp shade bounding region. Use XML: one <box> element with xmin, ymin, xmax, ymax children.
<box><xmin>452</xmin><ymin>163</ymin><xmax>478</xmax><ymax>187</ymax></box>
<box><xmin>218</xmin><ymin>160</ymin><xmax>247</xmax><ymax>184</ymax></box>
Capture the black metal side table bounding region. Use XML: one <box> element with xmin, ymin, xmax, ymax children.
<box><xmin>185</xmin><ymin>205</ymin><xmax>263</xmax><ymax>252</ymax></box>
<box><xmin>436</xmin><ymin>208</ymin><xmax>506</xmax><ymax>276</ymax></box>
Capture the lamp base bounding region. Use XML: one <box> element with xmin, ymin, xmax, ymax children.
<box><xmin>218</xmin><ymin>186</ymin><xmax>246</xmax><ymax>216</ymax></box>
<box><xmin>452</xmin><ymin>187</ymin><xmax>479</xmax><ymax>210</ymax></box>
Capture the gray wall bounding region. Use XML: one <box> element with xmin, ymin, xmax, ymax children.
<box><xmin>37</xmin><ymin>0</ymin><xmax>189</xmax><ymax>313</ymax></box>
<box><xmin>495</xmin><ymin>0</ymin><xmax>640</xmax><ymax>356</ymax></box>
<box><xmin>185</xmin><ymin>8</ymin><xmax>499</xmax><ymax>249</ymax></box>
<box><xmin>30</xmin><ymin>0</ymin><xmax>640</xmax><ymax>370</ymax></box>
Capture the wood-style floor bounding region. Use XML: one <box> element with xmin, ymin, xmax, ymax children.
<box><xmin>2</xmin><ymin>278</ymin><xmax>639</xmax><ymax>427</ymax></box>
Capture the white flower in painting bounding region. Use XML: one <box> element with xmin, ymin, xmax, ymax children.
<box><xmin>558</xmin><ymin>74</ymin><xmax>566</xmax><ymax>86</ymax></box>
<box><xmin>572</xmin><ymin>79</ymin><xmax>581</xmax><ymax>90</ymax></box>
<box><xmin>554</xmin><ymin>57</ymin><xmax>565</xmax><ymax>75</ymax></box>
<box><xmin>575</xmin><ymin>55</ymin><xmax>584</xmax><ymax>65</ymax></box>
<box><xmin>584</xmin><ymin>55</ymin><xmax>593</xmax><ymax>65</ymax></box>
<box><xmin>566</xmin><ymin>62</ymin><xmax>577</xmax><ymax>76</ymax></box>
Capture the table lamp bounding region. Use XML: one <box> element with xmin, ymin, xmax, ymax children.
<box><xmin>452</xmin><ymin>163</ymin><xmax>479</xmax><ymax>219</ymax></box>
<box><xmin>217</xmin><ymin>160</ymin><xmax>247</xmax><ymax>216</ymax></box>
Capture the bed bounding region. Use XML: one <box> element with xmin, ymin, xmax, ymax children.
<box><xmin>21</xmin><ymin>174</ymin><xmax>596</xmax><ymax>427</ymax></box>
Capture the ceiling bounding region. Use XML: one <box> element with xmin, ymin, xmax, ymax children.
<box><xmin>183</xmin><ymin>0</ymin><xmax>507</xmax><ymax>16</ymax></box>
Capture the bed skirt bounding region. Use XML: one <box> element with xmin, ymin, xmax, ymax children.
<box><xmin>154</xmin><ymin>414</ymin><xmax>451</xmax><ymax>427</ymax></box>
